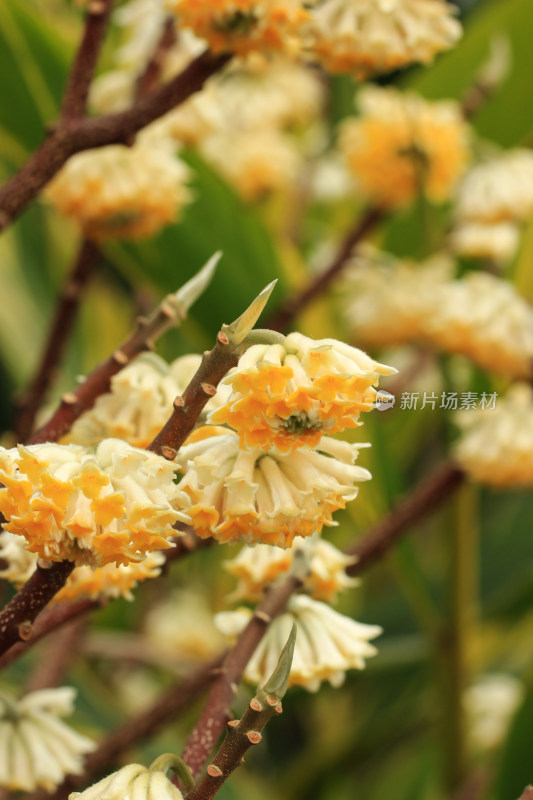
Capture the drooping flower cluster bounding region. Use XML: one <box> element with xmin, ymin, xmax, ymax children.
<box><xmin>0</xmin><ymin>687</ymin><xmax>95</xmax><ymax>792</ymax></box>
<box><xmin>455</xmin><ymin>384</ymin><xmax>533</xmax><ymax>486</ymax></box>
<box><xmin>450</xmin><ymin>149</ymin><xmax>533</xmax><ymax>262</ymax></box>
<box><xmin>210</xmin><ymin>332</ymin><xmax>395</xmax><ymax>452</ymax></box>
<box><xmin>342</xmin><ymin>247</ymin><xmax>454</xmax><ymax>348</ymax></box>
<box><xmin>177</xmin><ymin>427</ymin><xmax>371</xmax><ymax>547</ymax></box>
<box><xmin>166</xmin><ymin>0</ymin><xmax>311</xmax><ymax>57</ymax></box>
<box><xmin>46</xmin><ymin>139</ymin><xmax>191</xmax><ymax>240</ymax></box>
<box><xmin>224</xmin><ymin>534</ymin><xmax>358</xmax><ymax>603</ymax></box>
<box><xmin>308</xmin><ymin>0</ymin><xmax>462</xmax><ymax>79</ymax></box>
<box><xmin>339</xmin><ymin>86</ymin><xmax>470</xmax><ymax>209</ymax></box>
<box><xmin>0</xmin><ymin>439</ymin><xmax>190</xmax><ymax>567</ymax></box>
<box><xmin>342</xmin><ymin>248</ymin><xmax>533</xmax><ymax>380</ymax></box>
<box><xmin>216</xmin><ymin>594</ymin><xmax>381</xmax><ymax>692</ymax></box>
<box><xmin>64</xmin><ymin>353</ymin><xmax>208</xmax><ymax>449</ymax></box>
<box><xmin>70</xmin><ymin>763</ymin><xmax>184</xmax><ymax>800</ymax></box>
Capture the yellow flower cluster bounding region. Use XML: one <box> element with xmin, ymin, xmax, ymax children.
<box><xmin>339</xmin><ymin>87</ymin><xmax>470</xmax><ymax>209</ymax></box>
<box><xmin>210</xmin><ymin>332</ymin><xmax>395</xmax><ymax>452</ymax></box>
<box><xmin>0</xmin><ymin>440</ymin><xmax>190</xmax><ymax>567</ymax></box>
<box><xmin>166</xmin><ymin>0</ymin><xmax>311</xmax><ymax>57</ymax></box>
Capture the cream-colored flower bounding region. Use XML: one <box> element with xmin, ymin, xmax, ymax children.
<box><xmin>0</xmin><ymin>530</ymin><xmax>38</xmax><ymax>584</ymax></box>
<box><xmin>449</xmin><ymin>221</ymin><xmax>521</xmax><ymax>262</ymax></box>
<box><xmin>46</xmin><ymin>140</ymin><xmax>191</xmax><ymax>240</ymax></box>
<box><xmin>464</xmin><ymin>674</ymin><xmax>524</xmax><ymax>751</ymax></box>
<box><xmin>144</xmin><ymin>589</ymin><xmax>226</xmax><ymax>666</ymax></box>
<box><xmin>167</xmin><ymin>0</ymin><xmax>311</xmax><ymax>57</ymax></box>
<box><xmin>65</xmin><ymin>353</ymin><xmax>194</xmax><ymax>449</ymax></box>
<box><xmin>0</xmin><ymin>439</ymin><xmax>190</xmax><ymax>567</ymax></box>
<box><xmin>215</xmin><ymin>594</ymin><xmax>381</xmax><ymax>691</ymax></box>
<box><xmin>455</xmin><ymin>384</ymin><xmax>533</xmax><ymax>485</ymax></box>
<box><xmin>454</xmin><ymin>150</ymin><xmax>533</xmax><ymax>225</ymax></box>
<box><xmin>224</xmin><ymin>534</ymin><xmax>357</xmax><ymax>602</ymax></box>
<box><xmin>210</xmin><ymin>331</ymin><xmax>395</xmax><ymax>451</ymax></box>
<box><xmin>70</xmin><ymin>762</ymin><xmax>184</xmax><ymax>800</ymax></box>
<box><xmin>177</xmin><ymin>427</ymin><xmax>371</xmax><ymax>547</ymax></box>
<box><xmin>201</xmin><ymin>128</ymin><xmax>303</xmax><ymax>201</ymax></box>
<box><xmin>339</xmin><ymin>86</ymin><xmax>470</xmax><ymax>209</ymax></box>
<box><xmin>343</xmin><ymin>247</ymin><xmax>454</xmax><ymax>348</ymax></box>
<box><xmin>309</xmin><ymin>0</ymin><xmax>462</xmax><ymax>78</ymax></box>
<box><xmin>0</xmin><ymin>686</ymin><xmax>95</xmax><ymax>792</ymax></box>
<box><xmin>427</xmin><ymin>273</ymin><xmax>533</xmax><ymax>379</ymax></box>
<box><xmin>55</xmin><ymin>551</ymin><xmax>166</xmax><ymax>603</ymax></box>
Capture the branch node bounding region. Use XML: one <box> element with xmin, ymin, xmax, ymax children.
<box><xmin>207</xmin><ymin>764</ymin><xmax>223</xmax><ymax>778</ymax></box>
<box><xmin>246</xmin><ymin>731</ymin><xmax>262</xmax><ymax>745</ymax></box>
<box><xmin>174</xmin><ymin>396</ymin><xmax>185</xmax><ymax>409</ymax></box>
<box><xmin>200</xmin><ymin>383</ymin><xmax>216</xmax><ymax>396</ymax></box>
<box><xmin>62</xmin><ymin>392</ymin><xmax>78</xmax><ymax>405</ymax></box>
<box><xmin>37</xmin><ymin>558</ymin><xmax>54</xmax><ymax>570</ymax></box>
<box><xmin>249</xmin><ymin>698</ymin><xmax>262</xmax><ymax>712</ymax></box>
<box><xmin>217</xmin><ymin>332</ymin><xmax>229</xmax><ymax>346</ymax></box>
<box><xmin>161</xmin><ymin>446</ymin><xmax>177</xmax><ymax>461</ymax></box>
<box><xmin>254</xmin><ymin>610</ymin><xmax>272</xmax><ymax>625</ymax></box>
<box><xmin>112</xmin><ymin>349</ymin><xmax>129</xmax><ymax>366</ymax></box>
<box><xmin>18</xmin><ymin>621</ymin><xmax>33</xmax><ymax>641</ymax></box>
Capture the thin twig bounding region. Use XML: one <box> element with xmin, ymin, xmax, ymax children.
<box><xmin>15</xmin><ymin>239</ymin><xmax>101</xmax><ymax>443</ymax></box>
<box><xmin>0</xmin><ymin>597</ymin><xmax>99</xmax><ymax>670</ymax></box>
<box><xmin>0</xmin><ymin>51</ymin><xmax>231</xmax><ymax>232</ymax></box>
<box><xmin>29</xmin><ymin>269</ymin><xmax>211</xmax><ymax>445</ymax></box>
<box><xmin>135</xmin><ymin>17</ymin><xmax>177</xmax><ymax>100</ymax></box>
<box><xmin>60</xmin><ymin>0</ymin><xmax>115</xmax><ymax>124</ymax></box>
<box><xmin>347</xmin><ymin>462</ymin><xmax>465</xmax><ymax>576</ymax></box>
<box><xmin>265</xmin><ymin>206</ymin><xmax>384</xmax><ymax>332</ymax></box>
<box><xmin>148</xmin><ymin>331</ymin><xmax>240</xmax><ymax>459</ymax></box>
<box><xmin>0</xmin><ymin>560</ymin><xmax>75</xmax><ymax>657</ymax></box>
<box><xmin>28</xmin><ymin>655</ymin><xmax>224</xmax><ymax>800</ymax></box>
<box><xmin>181</xmin><ymin>573</ymin><xmax>303</xmax><ymax>780</ymax></box>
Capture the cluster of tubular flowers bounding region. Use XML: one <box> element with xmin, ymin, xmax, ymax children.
<box><xmin>454</xmin><ymin>384</ymin><xmax>533</xmax><ymax>486</ymax></box>
<box><xmin>166</xmin><ymin>0</ymin><xmax>311</xmax><ymax>57</ymax></box>
<box><xmin>225</xmin><ymin>534</ymin><xmax>358</xmax><ymax>603</ymax></box>
<box><xmin>450</xmin><ymin>149</ymin><xmax>533</xmax><ymax>262</ymax></box>
<box><xmin>342</xmin><ymin>247</ymin><xmax>454</xmax><ymax>348</ymax></box>
<box><xmin>177</xmin><ymin>427</ymin><xmax>371</xmax><ymax>547</ymax></box>
<box><xmin>70</xmin><ymin>762</ymin><xmax>184</xmax><ymax>800</ymax></box>
<box><xmin>0</xmin><ymin>529</ymin><xmax>165</xmax><ymax>602</ymax></box>
<box><xmin>339</xmin><ymin>86</ymin><xmax>470</xmax><ymax>209</ymax></box>
<box><xmin>308</xmin><ymin>0</ymin><xmax>462</xmax><ymax>79</ymax></box>
<box><xmin>64</xmin><ymin>353</ymin><xmax>208</xmax><ymax>449</ymax></box>
<box><xmin>0</xmin><ymin>439</ymin><xmax>190</xmax><ymax>567</ymax></box>
<box><xmin>216</xmin><ymin>594</ymin><xmax>381</xmax><ymax>692</ymax></box>
<box><xmin>210</xmin><ymin>332</ymin><xmax>395</xmax><ymax>452</ymax></box>
<box><xmin>45</xmin><ymin>138</ymin><xmax>191</xmax><ymax>240</ymax></box>
<box><xmin>0</xmin><ymin>687</ymin><xmax>95</xmax><ymax>792</ymax></box>
<box><xmin>426</xmin><ymin>273</ymin><xmax>533</xmax><ymax>380</ymax></box>
<box><xmin>143</xmin><ymin>589</ymin><xmax>227</xmax><ymax>667</ymax></box>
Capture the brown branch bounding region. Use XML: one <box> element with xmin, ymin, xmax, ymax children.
<box><xmin>60</xmin><ymin>0</ymin><xmax>115</xmax><ymax>124</ymax></box>
<box><xmin>187</xmin><ymin>692</ymin><xmax>284</xmax><ymax>800</ymax></box>
<box><xmin>148</xmin><ymin>331</ymin><xmax>240</xmax><ymax>459</ymax></box>
<box><xmin>25</xmin><ymin>615</ymin><xmax>88</xmax><ymax>691</ymax></box>
<box><xmin>28</xmin><ymin>655</ymin><xmax>224</xmax><ymax>800</ymax></box>
<box><xmin>16</xmin><ymin>239</ymin><xmax>101</xmax><ymax>443</ymax></box>
<box><xmin>266</xmin><ymin>206</ymin><xmax>384</xmax><ymax>332</ymax></box>
<box><xmin>0</xmin><ymin>560</ymin><xmax>75</xmax><ymax>657</ymax></box>
<box><xmin>135</xmin><ymin>17</ymin><xmax>177</xmax><ymax>100</ymax></box>
<box><xmin>181</xmin><ymin>573</ymin><xmax>303</xmax><ymax>780</ymax></box>
<box><xmin>0</xmin><ymin>597</ymin><xmax>98</xmax><ymax>670</ymax></box>
<box><xmin>347</xmin><ymin>462</ymin><xmax>465</xmax><ymax>576</ymax></box>
<box><xmin>0</xmin><ymin>51</ymin><xmax>231</xmax><ymax>232</ymax></box>
<box><xmin>29</xmin><ymin>276</ymin><xmax>202</xmax><ymax>445</ymax></box>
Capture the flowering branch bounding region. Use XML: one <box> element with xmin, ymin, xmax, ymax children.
<box><xmin>30</xmin><ymin>253</ymin><xmax>219</xmax><ymax>445</ymax></box>
<box><xmin>186</xmin><ymin>627</ymin><xmax>296</xmax><ymax>800</ymax></box>
<box><xmin>182</xmin><ymin>572</ymin><xmax>303</xmax><ymax>780</ymax></box>
<box><xmin>266</xmin><ymin>206</ymin><xmax>384</xmax><ymax>332</ymax></box>
<box><xmin>0</xmin><ymin>50</ymin><xmax>230</xmax><ymax>232</ymax></box>
<box><xmin>347</xmin><ymin>462</ymin><xmax>465</xmax><ymax>575</ymax></box>
<box><xmin>148</xmin><ymin>280</ymin><xmax>277</xmax><ymax>459</ymax></box>
<box><xmin>15</xmin><ymin>239</ymin><xmax>102</xmax><ymax>443</ymax></box>
<box><xmin>0</xmin><ymin>559</ymin><xmax>75</xmax><ymax>657</ymax></box>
